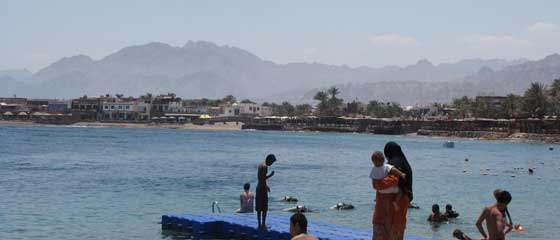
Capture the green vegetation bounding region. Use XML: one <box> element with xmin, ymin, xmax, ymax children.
<box><xmin>271</xmin><ymin>102</ymin><xmax>295</xmax><ymax>116</ymax></box>
<box><xmin>445</xmin><ymin>80</ymin><xmax>559</xmax><ymax>119</ymax></box>
<box><xmin>548</xmin><ymin>79</ymin><xmax>560</xmax><ymax>116</ymax></box>
<box><xmin>314</xmin><ymin>87</ymin><xmax>344</xmax><ymax>116</ymax></box>
<box><xmin>523</xmin><ymin>82</ymin><xmax>548</xmax><ymax>118</ymax></box>
<box><xmin>157</xmin><ymin>78</ymin><xmax>560</xmax><ymax>119</ymax></box>
<box><xmin>366</xmin><ymin>101</ymin><xmax>403</xmax><ymax>118</ymax></box>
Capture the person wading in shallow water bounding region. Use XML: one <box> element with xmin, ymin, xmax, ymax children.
<box><xmin>235</xmin><ymin>182</ymin><xmax>254</xmax><ymax>213</ymax></box>
<box><xmin>371</xmin><ymin>142</ymin><xmax>413</xmax><ymax>240</ymax></box>
<box><xmin>256</xmin><ymin>154</ymin><xmax>276</xmax><ymax>229</ymax></box>
<box><xmin>476</xmin><ymin>190</ymin><xmax>513</xmax><ymax>240</ymax></box>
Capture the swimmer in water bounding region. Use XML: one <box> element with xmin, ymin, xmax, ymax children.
<box><xmin>427</xmin><ymin>204</ymin><xmax>448</xmax><ymax>223</ymax></box>
<box><xmin>235</xmin><ymin>182</ymin><xmax>254</xmax><ymax>213</ymax></box>
<box><xmin>283</xmin><ymin>205</ymin><xmax>313</xmax><ymax>213</ymax></box>
<box><xmin>280</xmin><ymin>196</ymin><xmax>298</xmax><ymax>202</ymax></box>
<box><xmin>330</xmin><ymin>202</ymin><xmax>354</xmax><ymax>210</ymax></box>
<box><xmin>444</xmin><ymin>204</ymin><xmax>460</xmax><ymax>218</ymax></box>
<box><xmin>453</xmin><ymin>229</ymin><xmax>476</xmax><ymax>240</ymax></box>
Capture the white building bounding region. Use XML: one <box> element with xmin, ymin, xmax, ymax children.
<box><xmin>101</xmin><ymin>100</ymin><xmax>140</xmax><ymax>120</ymax></box>
<box><xmin>221</xmin><ymin>103</ymin><xmax>272</xmax><ymax>117</ymax></box>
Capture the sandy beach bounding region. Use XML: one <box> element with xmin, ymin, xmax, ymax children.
<box><xmin>2</xmin><ymin>120</ymin><xmax>559</xmax><ymax>144</ymax></box>
<box><xmin>0</xmin><ymin>120</ymin><xmax>243</xmax><ymax>131</ymax></box>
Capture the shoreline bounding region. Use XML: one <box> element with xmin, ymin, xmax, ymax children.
<box><xmin>0</xmin><ymin>120</ymin><xmax>243</xmax><ymax>131</ymax></box>
<box><xmin>1</xmin><ymin>120</ymin><xmax>559</xmax><ymax>144</ymax></box>
<box><xmin>416</xmin><ymin>129</ymin><xmax>560</xmax><ymax>144</ymax></box>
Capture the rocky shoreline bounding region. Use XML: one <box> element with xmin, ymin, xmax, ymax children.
<box><xmin>417</xmin><ymin>129</ymin><xmax>560</xmax><ymax>144</ymax></box>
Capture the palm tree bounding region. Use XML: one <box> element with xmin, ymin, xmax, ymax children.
<box><xmin>281</xmin><ymin>101</ymin><xmax>295</xmax><ymax>116</ymax></box>
<box><xmin>240</xmin><ymin>99</ymin><xmax>255</xmax><ymax>104</ymax></box>
<box><xmin>314</xmin><ymin>91</ymin><xmax>328</xmax><ymax>102</ymax></box>
<box><xmin>523</xmin><ymin>82</ymin><xmax>548</xmax><ymax>118</ymax></box>
<box><xmin>386</xmin><ymin>102</ymin><xmax>403</xmax><ymax>118</ymax></box>
<box><xmin>314</xmin><ymin>91</ymin><xmax>328</xmax><ymax>116</ymax></box>
<box><xmin>327</xmin><ymin>87</ymin><xmax>339</xmax><ymax>99</ymax></box>
<box><xmin>295</xmin><ymin>104</ymin><xmax>312</xmax><ymax>116</ymax></box>
<box><xmin>326</xmin><ymin>87</ymin><xmax>343</xmax><ymax>116</ymax></box>
<box><xmin>548</xmin><ymin>79</ymin><xmax>560</xmax><ymax>115</ymax></box>
<box><xmin>222</xmin><ymin>95</ymin><xmax>237</xmax><ymax>104</ymax></box>
<box><xmin>367</xmin><ymin>100</ymin><xmax>385</xmax><ymax>117</ymax></box>
<box><xmin>549</xmin><ymin>78</ymin><xmax>560</xmax><ymax>98</ymax></box>
<box><xmin>452</xmin><ymin>96</ymin><xmax>472</xmax><ymax>119</ymax></box>
<box><xmin>502</xmin><ymin>94</ymin><xmax>521</xmax><ymax>118</ymax></box>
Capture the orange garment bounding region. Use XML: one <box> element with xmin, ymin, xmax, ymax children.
<box><xmin>372</xmin><ymin>175</ymin><xmax>409</xmax><ymax>237</ymax></box>
<box><xmin>392</xmin><ymin>194</ymin><xmax>409</xmax><ymax>236</ymax></box>
<box><xmin>372</xmin><ymin>175</ymin><xmax>399</xmax><ymax>225</ymax></box>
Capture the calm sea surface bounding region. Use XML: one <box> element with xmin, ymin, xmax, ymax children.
<box><xmin>1</xmin><ymin>125</ymin><xmax>559</xmax><ymax>240</ymax></box>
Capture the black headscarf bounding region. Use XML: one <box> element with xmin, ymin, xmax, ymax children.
<box><xmin>384</xmin><ymin>141</ymin><xmax>413</xmax><ymax>202</ymax></box>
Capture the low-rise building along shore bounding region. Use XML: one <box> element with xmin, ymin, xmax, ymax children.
<box><xmin>1</xmin><ymin>95</ymin><xmax>559</xmax><ymax>142</ymax></box>
<box><xmin>0</xmin><ymin>94</ymin><xmax>273</xmax><ymax>124</ymax></box>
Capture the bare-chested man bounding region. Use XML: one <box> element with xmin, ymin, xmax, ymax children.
<box><xmin>476</xmin><ymin>190</ymin><xmax>512</xmax><ymax>240</ymax></box>
<box><xmin>256</xmin><ymin>154</ymin><xmax>276</xmax><ymax>229</ymax></box>
<box><xmin>290</xmin><ymin>213</ymin><xmax>318</xmax><ymax>240</ymax></box>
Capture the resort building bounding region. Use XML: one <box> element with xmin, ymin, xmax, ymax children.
<box><xmin>47</xmin><ymin>100</ymin><xmax>70</xmax><ymax>113</ymax></box>
<box><xmin>100</xmin><ymin>98</ymin><xmax>141</xmax><ymax>121</ymax></box>
<box><xmin>184</xmin><ymin>105</ymin><xmax>209</xmax><ymax>114</ymax></box>
<box><xmin>70</xmin><ymin>96</ymin><xmax>101</xmax><ymax>120</ymax></box>
<box><xmin>26</xmin><ymin>99</ymin><xmax>50</xmax><ymax>112</ymax></box>
<box><xmin>208</xmin><ymin>107</ymin><xmax>222</xmax><ymax>116</ymax></box>
<box><xmin>0</xmin><ymin>97</ymin><xmax>27</xmax><ymax>105</ymax></box>
<box><xmin>151</xmin><ymin>93</ymin><xmax>183</xmax><ymax>116</ymax></box>
<box><xmin>220</xmin><ymin>102</ymin><xmax>272</xmax><ymax>117</ymax></box>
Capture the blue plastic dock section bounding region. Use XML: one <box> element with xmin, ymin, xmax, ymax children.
<box><xmin>161</xmin><ymin>213</ymin><xmax>430</xmax><ymax>240</ymax></box>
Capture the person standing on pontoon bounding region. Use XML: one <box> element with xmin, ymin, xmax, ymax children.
<box><xmin>256</xmin><ymin>154</ymin><xmax>276</xmax><ymax>229</ymax></box>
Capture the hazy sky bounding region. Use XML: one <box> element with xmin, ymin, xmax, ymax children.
<box><xmin>3</xmin><ymin>0</ymin><xmax>560</xmax><ymax>71</ymax></box>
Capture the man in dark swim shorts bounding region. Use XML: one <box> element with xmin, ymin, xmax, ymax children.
<box><xmin>256</xmin><ymin>154</ymin><xmax>276</xmax><ymax>229</ymax></box>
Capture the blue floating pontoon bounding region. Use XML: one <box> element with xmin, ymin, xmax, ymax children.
<box><xmin>161</xmin><ymin>213</ymin><xmax>430</xmax><ymax>240</ymax></box>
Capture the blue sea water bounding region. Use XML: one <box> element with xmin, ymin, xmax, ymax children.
<box><xmin>0</xmin><ymin>124</ymin><xmax>558</xmax><ymax>240</ymax></box>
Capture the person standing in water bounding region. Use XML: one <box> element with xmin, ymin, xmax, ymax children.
<box><xmin>383</xmin><ymin>142</ymin><xmax>413</xmax><ymax>239</ymax></box>
<box><xmin>256</xmin><ymin>154</ymin><xmax>276</xmax><ymax>229</ymax></box>
<box><xmin>476</xmin><ymin>190</ymin><xmax>512</xmax><ymax>240</ymax></box>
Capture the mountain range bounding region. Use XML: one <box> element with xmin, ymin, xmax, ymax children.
<box><xmin>305</xmin><ymin>54</ymin><xmax>560</xmax><ymax>105</ymax></box>
<box><xmin>1</xmin><ymin>41</ymin><xmax>559</xmax><ymax>105</ymax></box>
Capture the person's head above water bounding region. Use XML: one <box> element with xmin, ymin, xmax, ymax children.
<box><xmin>496</xmin><ymin>190</ymin><xmax>512</xmax><ymax>211</ymax></box>
<box><xmin>452</xmin><ymin>229</ymin><xmax>465</xmax><ymax>239</ymax></box>
<box><xmin>446</xmin><ymin>204</ymin><xmax>453</xmax><ymax>212</ymax></box>
<box><xmin>371</xmin><ymin>151</ymin><xmax>385</xmax><ymax>167</ymax></box>
<box><xmin>265</xmin><ymin>154</ymin><xmax>276</xmax><ymax>166</ymax></box>
<box><xmin>384</xmin><ymin>141</ymin><xmax>407</xmax><ymax>161</ymax></box>
<box><xmin>243</xmin><ymin>182</ymin><xmax>250</xmax><ymax>191</ymax></box>
<box><xmin>432</xmin><ymin>204</ymin><xmax>440</xmax><ymax>214</ymax></box>
<box><xmin>289</xmin><ymin>212</ymin><xmax>308</xmax><ymax>236</ymax></box>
